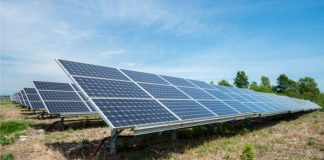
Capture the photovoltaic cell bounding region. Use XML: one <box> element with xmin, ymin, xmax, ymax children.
<box><xmin>45</xmin><ymin>102</ymin><xmax>90</xmax><ymax>113</ymax></box>
<box><xmin>121</xmin><ymin>69</ymin><xmax>168</xmax><ymax>85</ymax></box>
<box><xmin>74</xmin><ymin>77</ymin><xmax>150</xmax><ymax>98</ymax></box>
<box><xmin>139</xmin><ymin>83</ymin><xmax>190</xmax><ymax>99</ymax></box>
<box><xmin>204</xmin><ymin>89</ymin><xmax>234</xmax><ymax>100</ymax></box>
<box><xmin>187</xmin><ymin>79</ymin><xmax>214</xmax><ymax>89</ymax></box>
<box><xmin>198</xmin><ymin>100</ymin><xmax>239</xmax><ymax>116</ymax></box>
<box><xmin>38</xmin><ymin>91</ymin><xmax>81</xmax><ymax>101</ymax></box>
<box><xmin>223</xmin><ymin>101</ymin><xmax>254</xmax><ymax>114</ymax></box>
<box><xmin>160</xmin><ymin>100</ymin><xmax>215</xmax><ymax>120</ymax></box>
<box><xmin>24</xmin><ymin>88</ymin><xmax>45</xmax><ymax>110</ymax></box>
<box><xmin>178</xmin><ymin>87</ymin><xmax>214</xmax><ymax>99</ymax></box>
<box><xmin>92</xmin><ymin>99</ymin><xmax>178</xmax><ymax>127</ymax></box>
<box><xmin>58</xmin><ymin>59</ymin><xmax>129</xmax><ymax>81</ymax></box>
<box><xmin>160</xmin><ymin>75</ymin><xmax>196</xmax><ymax>87</ymax></box>
<box><xmin>34</xmin><ymin>81</ymin><xmax>74</xmax><ymax>91</ymax></box>
<box><xmin>243</xmin><ymin>103</ymin><xmax>267</xmax><ymax>113</ymax></box>
<box><xmin>34</xmin><ymin>81</ymin><xmax>92</xmax><ymax>114</ymax></box>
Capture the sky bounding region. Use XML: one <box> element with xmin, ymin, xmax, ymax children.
<box><xmin>1</xmin><ymin>0</ymin><xmax>324</xmax><ymax>95</ymax></box>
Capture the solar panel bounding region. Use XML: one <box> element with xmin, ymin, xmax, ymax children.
<box><xmin>59</xmin><ymin>59</ymin><xmax>129</xmax><ymax>80</ymax></box>
<box><xmin>160</xmin><ymin>100</ymin><xmax>215</xmax><ymax>120</ymax></box>
<box><xmin>178</xmin><ymin>87</ymin><xmax>214</xmax><ymax>99</ymax></box>
<box><xmin>160</xmin><ymin>75</ymin><xmax>196</xmax><ymax>87</ymax></box>
<box><xmin>121</xmin><ymin>69</ymin><xmax>169</xmax><ymax>85</ymax></box>
<box><xmin>198</xmin><ymin>100</ymin><xmax>240</xmax><ymax>116</ymax></box>
<box><xmin>222</xmin><ymin>101</ymin><xmax>254</xmax><ymax>114</ymax></box>
<box><xmin>23</xmin><ymin>88</ymin><xmax>45</xmax><ymax>110</ymax></box>
<box><xmin>187</xmin><ymin>79</ymin><xmax>214</xmax><ymax>89</ymax></box>
<box><xmin>71</xmin><ymin>84</ymin><xmax>96</xmax><ymax>112</ymax></box>
<box><xmin>74</xmin><ymin>77</ymin><xmax>150</xmax><ymax>98</ymax></box>
<box><xmin>139</xmin><ymin>83</ymin><xmax>190</xmax><ymax>99</ymax></box>
<box><xmin>93</xmin><ymin>99</ymin><xmax>178</xmax><ymax>127</ymax></box>
<box><xmin>33</xmin><ymin>81</ymin><xmax>93</xmax><ymax>114</ymax></box>
<box><xmin>21</xmin><ymin>90</ymin><xmax>30</xmax><ymax>107</ymax></box>
<box><xmin>57</xmin><ymin>59</ymin><xmax>316</xmax><ymax>133</ymax></box>
<box><xmin>204</xmin><ymin>89</ymin><xmax>234</xmax><ymax>100</ymax></box>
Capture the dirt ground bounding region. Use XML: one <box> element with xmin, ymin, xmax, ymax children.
<box><xmin>0</xmin><ymin>102</ymin><xmax>323</xmax><ymax>160</ymax></box>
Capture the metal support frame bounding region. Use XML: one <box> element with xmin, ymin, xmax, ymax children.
<box><xmin>91</xmin><ymin>129</ymin><xmax>123</xmax><ymax>156</ymax></box>
<box><xmin>171</xmin><ymin>130</ymin><xmax>177</xmax><ymax>141</ymax></box>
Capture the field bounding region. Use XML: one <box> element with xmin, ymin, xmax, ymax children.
<box><xmin>0</xmin><ymin>99</ymin><xmax>323</xmax><ymax>160</ymax></box>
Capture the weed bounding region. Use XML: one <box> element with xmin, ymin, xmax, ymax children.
<box><xmin>254</xmin><ymin>143</ymin><xmax>268</xmax><ymax>154</ymax></box>
<box><xmin>307</xmin><ymin>137</ymin><xmax>316</xmax><ymax>146</ymax></box>
<box><xmin>0</xmin><ymin>134</ymin><xmax>14</xmax><ymax>145</ymax></box>
<box><xmin>224</xmin><ymin>155</ymin><xmax>235</xmax><ymax>160</ymax></box>
<box><xmin>0</xmin><ymin>152</ymin><xmax>14</xmax><ymax>160</ymax></box>
<box><xmin>240</xmin><ymin>143</ymin><xmax>255</xmax><ymax>160</ymax></box>
<box><xmin>0</xmin><ymin>120</ymin><xmax>29</xmax><ymax>135</ymax></box>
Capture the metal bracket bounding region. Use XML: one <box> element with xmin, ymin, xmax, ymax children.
<box><xmin>91</xmin><ymin>129</ymin><xmax>123</xmax><ymax>156</ymax></box>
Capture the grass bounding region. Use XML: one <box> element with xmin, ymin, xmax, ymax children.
<box><xmin>0</xmin><ymin>99</ymin><xmax>11</xmax><ymax>108</ymax></box>
<box><xmin>0</xmin><ymin>120</ymin><xmax>30</xmax><ymax>145</ymax></box>
<box><xmin>0</xmin><ymin>153</ymin><xmax>14</xmax><ymax>160</ymax></box>
<box><xmin>0</xmin><ymin>120</ymin><xmax>30</xmax><ymax>135</ymax></box>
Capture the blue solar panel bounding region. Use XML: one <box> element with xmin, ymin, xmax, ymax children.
<box><xmin>228</xmin><ymin>94</ymin><xmax>249</xmax><ymax>102</ymax></box>
<box><xmin>239</xmin><ymin>94</ymin><xmax>260</xmax><ymax>102</ymax></box>
<box><xmin>212</xmin><ymin>85</ymin><xmax>232</xmax><ymax>93</ymax></box>
<box><xmin>160</xmin><ymin>100</ymin><xmax>215</xmax><ymax>120</ymax></box>
<box><xmin>44</xmin><ymin>102</ymin><xmax>90</xmax><ymax>114</ymax></box>
<box><xmin>121</xmin><ymin>69</ymin><xmax>169</xmax><ymax>85</ymax></box>
<box><xmin>223</xmin><ymin>101</ymin><xmax>254</xmax><ymax>114</ymax></box>
<box><xmin>187</xmin><ymin>79</ymin><xmax>214</xmax><ymax>89</ymax></box>
<box><xmin>29</xmin><ymin>102</ymin><xmax>45</xmax><ymax>109</ymax></box>
<box><xmin>34</xmin><ymin>81</ymin><xmax>93</xmax><ymax>114</ymax></box>
<box><xmin>71</xmin><ymin>84</ymin><xmax>96</xmax><ymax>112</ymax></box>
<box><xmin>204</xmin><ymin>89</ymin><xmax>234</xmax><ymax>100</ymax></box>
<box><xmin>160</xmin><ymin>75</ymin><xmax>196</xmax><ymax>87</ymax></box>
<box><xmin>139</xmin><ymin>83</ymin><xmax>190</xmax><ymax>99</ymax></box>
<box><xmin>24</xmin><ymin>88</ymin><xmax>38</xmax><ymax>94</ymax></box>
<box><xmin>254</xmin><ymin>103</ymin><xmax>277</xmax><ymax>113</ymax></box>
<box><xmin>21</xmin><ymin>90</ymin><xmax>30</xmax><ymax>106</ymax></box>
<box><xmin>198</xmin><ymin>100</ymin><xmax>239</xmax><ymax>116</ymax></box>
<box><xmin>243</xmin><ymin>103</ymin><xmax>267</xmax><ymax>113</ymax></box>
<box><xmin>34</xmin><ymin>81</ymin><xmax>74</xmax><ymax>91</ymax></box>
<box><xmin>93</xmin><ymin>99</ymin><xmax>178</xmax><ymax>127</ymax></box>
<box><xmin>178</xmin><ymin>87</ymin><xmax>214</xmax><ymax>99</ymax></box>
<box><xmin>38</xmin><ymin>91</ymin><xmax>81</xmax><ymax>101</ymax></box>
<box><xmin>74</xmin><ymin>77</ymin><xmax>150</xmax><ymax>98</ymax></box>
<box><xmin>58</xmin><ymin>59</ymin><xmax>129</xmax><ymax>81</ymax></box>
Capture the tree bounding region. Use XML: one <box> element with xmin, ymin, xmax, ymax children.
<box><xmin>249</xmin><ymin>81</ymin><xmax>258</xmax><ymax>91</ymax></box>
<box><xmin>275</xmin><ymin>74</ymin><xmax>295</xmax><ymax>93</ymax></box>
<box><xmin>260</xmin><ymin>76</ymin><xmax>270</xmax><ymax>87</ymax></box>
<box><xmin>209</xmin><ymin>81</ymin><xmax>214</xmax><ymax>85</ymax></box>
<box><xmin>218</xmin><ymin>79</ymin><xmax>233</xmax><ymax>87</ymax></box>
<box><xmin>297</xmin><ymin>77</ymin><xmax>320</xmax><ymax>101</ymax></box>
<box><xmin>234</xmin><ymin>71</ymin><xmax>249</xmax><ymax>88</ymax></box>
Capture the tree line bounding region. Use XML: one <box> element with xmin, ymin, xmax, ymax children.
<box><xmin>210</xmin><ymin>71</ymin><xmax>324</xmax><ymax>108</ymax></box>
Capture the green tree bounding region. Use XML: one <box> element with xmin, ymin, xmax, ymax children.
<box><xmin>249</xmin><ymin>81</ymin><xmax>258</xmax><ymax>90</ymax></box>
<box><xmin>275</xmin><ymin>74</ymin><xmax>295</xmax><ymax>93</ymax></box>
<box><xmin>218</xmin><ymin>79</ymin><xmax>233</xmax><ymax>87</ymax></box>
<box><xmin>234</xmin><ymin>71</ymin><xmax>249</xmax><ymax>88</ymax></box>
<box><xmin>209</xmin><ymin>81</ymin><xmax>214</xmax><ymax>85</ymax></box>
<box><xmin>297</xmin><ymin>77</ymin><xmax>320</xmax><ymax>101</ymax></box>
<box><xmin>260</xmin><ymin>76</ymin><xmax>270</xmax><ymax>87</ymax></box>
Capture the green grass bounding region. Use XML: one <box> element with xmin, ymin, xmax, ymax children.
<box><xmin>0</xmin><ymin>152</ymin><xmax>14</xmax><ymax>160</ymax></box>
<box><xmin>0</xmin><ymin>120</ymin><xmax>30</xmax><ymax>135</ymax></box>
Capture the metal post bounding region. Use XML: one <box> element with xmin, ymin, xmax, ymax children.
<box><xmin>60</xmin><ymin>117</ymin><xmax>65</xmax><ymax>130</ymax></box>
<box><xmin>110</xmin><ymin>129</ymin><xmax>118</xmax><ymax>154</ymax></box>
<box><xmin>171</xmin><ymin>130</ymin><xmax>177</xmax><ymax>141</ymax></box>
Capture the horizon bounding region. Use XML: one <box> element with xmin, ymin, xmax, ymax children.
<box><xmin>1</xmin><ymin>0</ymin><xmax>324</xmax><ymax>94</ymax></box>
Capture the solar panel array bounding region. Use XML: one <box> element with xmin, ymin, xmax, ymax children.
<box><xmin>57</xmin><ymin>59</ymin><xmax>320</xmax><ymax>131</ymax></box>
<box><xmin>33</xmin><ymin>81</ymin><xmax>94</xmax><ymax>115</ymax></box>
<box><xmin>23</xmin><ymin>88</ymin><xmax>45</xmax><ymax>110</ymax></box>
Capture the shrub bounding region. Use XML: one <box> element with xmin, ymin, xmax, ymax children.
<box><xmin>0</xmin><ymin>134</ymin><xmax>14</xmax><ymax>145</ymax></box>
<box><xmin>240</xmin><ymin>143</ymin><xmax>255</xmax><ymax>160</ymax></box>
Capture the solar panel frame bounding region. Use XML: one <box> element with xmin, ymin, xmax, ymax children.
<box><xmin>33</xmin><ymin>81</ymin><xmax>94</xmax><ymax>115</ymax></box>
<box><xmin>23</xmin><ymin>88</ymin><xmax>45</xmax><ymax>110</ymax></box>
<box><xmin>21</xmin><ymin>90</ymin><xmax>30</xmax><ymax>107</ymax></box>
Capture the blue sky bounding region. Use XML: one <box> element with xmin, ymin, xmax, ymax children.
<box><xmin>1</xmin><ymin>0</ymin><xmax>324</xmax><ymax>95</ymax></box>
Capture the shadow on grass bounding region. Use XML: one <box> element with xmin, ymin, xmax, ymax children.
<box><xmin>44</xmin><ymin>112</ymin><xmax>310</xmax><ymax>159</ymax></box>
<box><xmin>31</xmin><ymin>117</ymin><xmax>106</xmax><ymax>132</ymax></box>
